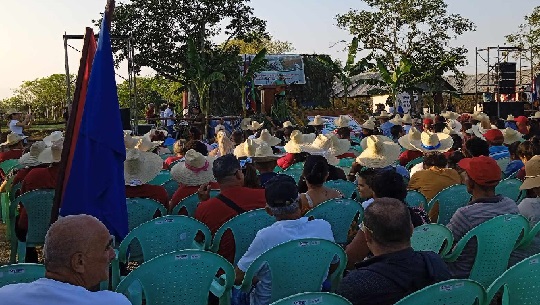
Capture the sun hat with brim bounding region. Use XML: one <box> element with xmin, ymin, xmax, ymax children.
<box><xmin>38</xmin><ymin>140</ymin><xmax>63</xmax><ymax>163</ymax></box>
<box><xmin>171</xmin><ymin>149</ymin><xmax>215</xmax><ymax>186</ymax></box>
<box><xmin>466</xmin><ymin>124</ymin><xmax>487</xmax><ymax>140</ymax></box>
<box><xmin>254</xmin><ymin>129</ymin><xmax>281</xmax><ymax>147</ymax></box>
<box><xmin>252</xmin><ymin>142</ymin><xmax>283</xmax><ymax>162</ymax></box>
<box><xmin>502</xmin><ymin>128</ymin><xmax>524</xmax><ymax>145</ymax></box>
<box><xmin>214</xmin><ymin>124</ymin><xmax>226</xmax><ymax>135</ymax></box>
<box><xmin>505</xmin><ymin>115</ymin><xmax>516</xmax><ymax>122</ymax></box>
<box><xmin>1</xmin><ymin>133</ymin><xmax>28</xmax><ymax>147</ymax></box>
<box><xmin>124</xmin><ymin>134</ymin><xmax>138</xmax><ymax>149</ymax></box>
<box><xmin>240</xmin><ymin>118</ymin><xmax>252</xmax><ymax>131</ymax></box>
<box><xmin>458</xmin><ymin>156</ymin><xmax>501</xmax><ymax>187</ymax></box>
<box><xmin>283</xmin><ymin>121</ymin><xmax>295</xmax><ymax>128</ymax></box>
<box><xmin>442</xmin><ymin>112</ymin><xmax>460</xmax><ymax>121</ymax></box>
<box><xmin>304</xmin><ymin>134</ymin><xmax>350</xmax><ymax>156</ymax></box>
<box><xmin>448</xmin><ymin>120</ymin><xmax>462</xmax><ymax>134</ymax></box>
<box><xmin>19</xmin><ymin>141</ymin><xmax>47</xmax><ymax>167</ymax></box>
<box><xmin>334</xmin><ymin>115</ymin><xmax>351</xmax><ymax>128</ymax></box>
<box><xmin>308</xmin><ymin>150</ymin><xmax>340</xmax><ymax>166</ymax></box>
<box><xmin>284</xmin><ymin>130</ymin><xmax>312</xmax><ymax>153</ymax></box>
<box><xmin>361</xmin><ymin>119</ymin><xmax>376</xmax><ymax>131</ymax></box>
<box><xmin>529</xmin><ymin>111</ymin><xmax>540</xmax><ymax>120</ymax></box>
<box><xmin>375</xmin><ymin>111</ymin><xmax>392</xmax><ymax>119</ymax></box>
<box><xmin>124</xmin><ymin>149</ymin><xmax>163</xmax><ymax>186</ymax></box>
<box><xmin>308</xmin><ymin>115</ymin><xmax>325</xmax><ymax>126</ymax></box>
<box><xmin>134</xmin><ymin>136</ymin><xmax>162</xmax><ymax>152</ymax></box>
<box><xmin>5</xmin><ymin>109</ymin><xmax>22</xmax><ymax>116</ymax></box>
<box><xmin>356</xmin><ymin>135</ymin><xmax>401</xmax><ymax>168</ymax></box>
<box><xmin>390</xmin><ymin>115</ymin><xmax>402</xmax><ymax>125</ymax></box>
<box><xmin>520</xmin><ymin>155</ymin><xmax>540</xmax><ymax>190</ymax></box>
<box><xmin>410</xmin><ymin>132</ymin><xmax>453</xmax><ymax>153</ymax></box>
<box><xmin>234</xmin><ymin>138</ymin><xmax>259</xmax><ymax>158</ymax></box>
<box><xmin>401</xmin><ymin>114</ymin><xmax>413</xmax><ymax>124</ymax></box>
<box><xmin>247</xmin><ymin>121</ymin><xmax>264</xmax><ymax>131</ymax></box>
<box><xmin>398</xmin><ymin>127</ymin><xmax>421</xmax><ymax>151</ymax></box>
<box><xmin>144</xmin><ymin>129</ymin><xmax>168</xmax><ymax>140</ymax></box>
<box><xmin>43</xmin><ymin>131</ymin><xmax>64</xmax><ymax>147</ymax></box>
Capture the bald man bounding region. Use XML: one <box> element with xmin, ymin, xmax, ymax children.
<box><xmin>0</xmin><ymin>215</ymin><xmax>131</xmax><ymax>305</ymax></box>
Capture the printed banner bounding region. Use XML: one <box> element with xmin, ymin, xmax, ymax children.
<box><xmin>241</xmin><ymin>54</ymin><xmax>306</xmax><ymax>85</ymax></box>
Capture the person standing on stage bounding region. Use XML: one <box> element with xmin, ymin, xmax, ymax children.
<box><xmin>6</xmin><ymin>109</ymin><xmax>32</xmax><ymax>137</ymax></box>
<box><xmin>273</xmin><ymin>74</ymin><xmax>287</xmax><ymax>104</ymax></box>
<box><xmin>163</xmin><ymin>102</ymin><xmax>176</xmax><ymax>137</ymax></box>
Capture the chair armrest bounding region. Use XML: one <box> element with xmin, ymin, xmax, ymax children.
<box><xmin>111</xmin><ymin>249</ymin><xmax>120</xmax><ymax>290</ymax></box>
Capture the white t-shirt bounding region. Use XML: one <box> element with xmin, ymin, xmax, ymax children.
<box><xmin>0</xmin><ymin>278</ymin><xmax>131</xmax><ymax>305</ymax></box>
<box><xmin>9</xmin><ymin>120</ymin><xmax>23</xmax><ymax>135</ymax></box>
<box><xmin>237</xmin><ymin>217</ymin><xmax>336</xmax><ymax>305</ymax></box>
<box><xmin>410</xmin><ymin>162</ymin><xmax>424</xmax><ymax>177</ymax></box>
<box><xmin>163</xmin><ymin>108</ymin><xmax>175</xmax><ymax>126</ymax></box>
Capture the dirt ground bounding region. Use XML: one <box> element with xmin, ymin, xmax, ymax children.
<box><xmin>0</xmin><ymin>224</ymin><xmax>12</xmax><ymax>266</ymax></box>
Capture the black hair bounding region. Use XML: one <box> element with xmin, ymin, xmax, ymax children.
<box><xmin>183</xmin><ymin>140</ymin><xmax>208</xmax><ymax>156</ymax></box>
<box><xmin>231</xmin><ymin>130</ymin><xmax>244</xmax><ymax>146</ymax></box>
<box><xmin>370</xmin><ymin>170</ymin><xmax>407</xmax><ymax>202</ymax></box>
<box><xmin>447</xmin><ymin>151</ymin><xmax>465</xmax><ymax>170</ymax></box>
<box><xmin>423</xmin><ymin>152</ymin><xmax>448</xmax><ymax>168</ymax></box>
<box><xmin>283</xmin><ymin>126</ymin><xmax>295</xmax><ymax>138</ymax></box>
<box><xmin>357</xmin><ymin>167</ymin><xmax>378</xmax><ymax>188</ymax></box>
<box><xmin>303</xmin><ymin>125</ymin><xmax>316</xmax><ymax>134</ymax></box>
<box><xmin>303</xmin><ymin>155</ymin><xmax>329</xmax><ymax>185</ymax></box>
<box><xmin>508</xmin><ymin>141</ymin><xmax>521</xmax><ymax>158</ymax></box>
<box><xmin>390</xmin><ymin>125</ymin><xmax>404</xmax><ymax>141</ymax></box>
<box><xmin>433</xmin><ymin>122</ymin><xmax>446</xmax><ymax>133</ymax></box>
<box><xmin>273</xmin><ymin>129</ymin><xmax>286</xmax><ymax>146</ymax></box>
<box><xmin>336</xmin><ymin>127</ymin><xmax>352</xmax><ymax>139</ymax></box>
<box><xmin>237</xmin><ymin>157</ymin><xmax>260</xmax><ymax>188</ymax></box>
<box><xmin>461</xmin><ymin>121</ymin><xmax>472</xmax><ymax>133</ymax></box>
<box><xmin>517</xmin><ymin>138</ymin><xmax>540</xmax><ymax>161</ymax></box>
<box><xmin>293</xmin><ymin>152</ymin><xmax>310</xmax><ymax>164</ymax></box>
<box><xmin>464</xmin><ymin>137</ymin><xmax>489</xmax><ymax>157</ymax></box>
<box><xmin>363</xmin><ymin>198</ymin><xmax>413</xmax><ymax>247</ymax></box>
<box><xmin>450</xmin><ymin>134</ymin><xmax>463</xmax><ymax>152</ymax></box>
<box><xmin>189</xmin><ymin>127</ymin><xmax>202</xmax><ymax>140</ymax></box>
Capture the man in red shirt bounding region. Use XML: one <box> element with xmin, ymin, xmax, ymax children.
<box><xmin>397</xmin><ymin>127</ymin><xmax>423</xmax><ymax>166</ymax></box>
<box><xmin>0</xmin><ymin>133</ymin><xmax>27</xmax><ymax>180</ymax></box>
<box><xmin>195</xmin><ymin>154</ymin><xmax>266</xmax><ymax>264</ymax></box>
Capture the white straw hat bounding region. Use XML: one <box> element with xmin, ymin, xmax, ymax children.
<box><xmin>253</xmin><ymin>142</ymin><xmax>282</xmax><ymax>162</ymax></box>
<box><xmin>389</xmin><ymin>114</ymin><xmax>402</xmax><ymax>125</ymax></box>
<box><xmin>402</xmin><ymin>114</ymin><xmax>413</xmax><ymax>124</ymax></box>
<box><xmin>398</xmin><ymin>127</ymin><xmax>421</xmax><ymax>151</ymax></box>
<box><xmin>361</xmin><ymin>119</ymin><xmax>376</xmax><ymax>131</ymax></box>
<box><xmin>19</xmin><ymin>141</ymin><xmax>47</xmax><ymax>167</ymax></box>
<box><xmin>254</xmin><ymin>129</ymin><xmax>281</xmax><ymax>147</ymax></box>
<box><xmin>1</xmin><ymin>133</ymin><xmax>28</xmax><ymax>147</ymax></box>
<box><xmin>124</xmin><ymin>149</ymin><xmax>163</xmax><ymax>186</ymax></box>
<box><xmin>308</xmin><ymin>115</ymin><xmax>325</xmax><ymax>126</ymax></box>
<box><xmin>334</xmin><ymin>115</ymin><xmax>351</xmax><ymax>128</ymax></box>
<box><xmin>171</xmin><ymin>149</ymin><xmax>215</xmax><ymax>186</ymax></box>
<box><xmin>502</xmin><ymin>127</ymin><xmax>524</xmax><ymax>145</ymax></box>
<box><xmin>442</xmin><ymin>111</ymin><xmax>459</xmax><ymax>120</ymax></box>
<box><xmin>530</xmin><ymin>111</ymin><xmax>540</xmax><ymax>120</ymax></box>
<box><xmin>356</xmin><ymin>135</ymin><xmax>401</xmax><ymax>168</ymax></box>
<box><xmin>143</xmin><ymin>129</ymin><xmax>168</xmax><ymax>140</ymax></box>
<box><xmin>520</xmin><ymin>155</ymin><xmax>540</xmax><ymax>190</ymax></box>
<box><xmin>240</xmin><ymin>118</ymin><xmax>252</xmax><ymax>131</ymax></box>
<box><xmin>376</xmin><ymin>111</ymin><xmax>392</xmax><ymax>119</ymax></box>
<box><xmin>284</xmin><ymin>130</ymin><xmax>313</xmax><ymax>153</ymax></box>
<box><xmin>466</xmin><ymin>123</ymin><xmax>487</xmax><ymax>140</ymax></box>
<box><xmin>448</xmin><ymin>119</ymin><xmax>462</xmax><ymax>134</ymax></box>
<box><xmin>234</xmin><ymin>138</ymin><xmax>259</xmax><ymax>158</ymax></box>
<box><xmin>505</xmin><ymin>115</ymin><xmax>516</xmax><ymax>121</ymax></box>
<box><xmin>247</xmin><ymin>121</ymin><xmax>264</xmax><ymax>131</ymax></box>
<box><xmin>410</xmin><ymin>132</ymin><xmax>453</xmax><ymax>153</ymax></box>
<box><xmin>304</xmin><ymin>134</ymin><xmax>350</xmax><ymax>156</ymax></box>
<box><xmin>38</xmin><ymin>139</ymin><xmax>63</xmax><ymax>163</ymax></box>
<box><xmin>214</xmin><ymin>124</ymin><xmax>226</xmax><ymax>135</ymax></box>
<box><xmin>124</xmin><ymin>133</ymin><xmax>138</xmax><ymax>149</ymax></box>
<box><xmin>134</xmin><ymin>136</ymin><xmax>162</xmax><ymax>152</ymax></box>
<box><xmin>43</xmin><ymin>131</ymin><xmax>64</xmax><ymax>147</ymax></box>
<box><xmin>283</xmin><ymin>121</ymin><xmax>294</xmax><ymax>128</ymax></box>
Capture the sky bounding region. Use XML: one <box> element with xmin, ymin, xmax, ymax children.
<box><xmin>0</xmin><ymin>0</ymin><xmax>537</xmax><ymax>100</ymax></box>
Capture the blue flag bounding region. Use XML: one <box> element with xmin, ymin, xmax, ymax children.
<box><xmin>59</xmin><ymin>16</ymin><xmax>128</xmax><ymax>240</ymax></box>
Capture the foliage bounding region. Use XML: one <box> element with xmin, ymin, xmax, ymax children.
<box><xmin>236</xmin><ymin>48</ymin><xmax>268</xmax><ymax>117</ymax></box>
<box><xmin>222</xmin><ymin>35</ymin><xmax>295</xmax><ymax>54</ymax></box>
<box><xmin>506</xmin><ymin>6</ymin><xmax>540</xmax><ymax>69</ymax></box>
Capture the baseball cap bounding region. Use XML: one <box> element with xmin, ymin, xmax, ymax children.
<box><xmin>423</xmin><ymin>118</ymin><xmax>434</xmax><ymax>125</ymax></box>
<box><xmin>458</xmin><ymin>156</ymin><xmax>501</xmax><ymax>186</ymax></box>
<box><xmin>520</xmin><ymin>155</ymin><xmax>540</xmax><ymax>190</ymax></box>
<box><xmin>515</xmin><ymin>116</ymin><xmax>528</xmax><ymax>124</ymax></box>
<box><xmin>265</xmin><ymin>175</ymin><xmax>299</xmax><ymax>208</ymax></box>
<box><xmin>483</xmin><ymin>129</ymin><xmax>504</xmax><ymax>143</ymax></box>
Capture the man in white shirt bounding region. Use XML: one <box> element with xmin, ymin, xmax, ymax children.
<box><xmin>163</xmin><ymin>103</ymin><xmax>176</xmax><ymax>136</ymax></box>
<box><xmin>0</xmin><ymin>215</ymin><xmax>131</xmax><ymax>305</ymax></box>
<box><xmin>234</xmin><ymin>175</ymin><xmax>337</xmax><ymax>305</ymax></box>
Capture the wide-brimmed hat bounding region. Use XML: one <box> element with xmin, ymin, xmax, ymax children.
<box><xmin>253</xmin><ymin>142</ymin><xmax>282</xmax><ymax>162</ymax></box>
<box><xmin>284</xmin><ymin>130</ymin><xmax>314</xmax><ymax>153</ymax></box>
<box><xmin>410</xmin><ymin>131</ymin><xmax>453</xmax><ymax>153</ymax></box>
<box><xmin>19</xmin><ymin>141</ymin><xmax>47</xmax><ymax>167</ymax></box>
<box><xmin>529</xmin><ymin>111</ymin><xmax>540</xmax><ymax>120</ymax></box>
<box><xmin>283</xmin><ymin>121</ymin><xmax>295</xmax><ymax>128</ymax></box>
<box><xmin>448</xmin><ymin>119</ymin><xmax>462</xmax><ymax>134</ymax></box>
<box><xmin>402</xmin><ymin>114</ymin><xmax>413</xmax><ymax>124</ymax></box>
<box><xmin>38</xmin><ymin>139</ymin><xmax>63</xmax><ymax>163</ymax></box>
<box><xmin>144</xmin><ymin>129</ymin><xmax>168</xmax><ymax>141</ymax></box>
<box><xmin>134</xmin><ymin>136</ymin><xmax>162</xmax><ymax>152</ymax></box>
<box><xmin>171</xmin><ymin>149</ymin><xmax>215</xmax><ymax>186</ymax></box>
<box><xmin>389</xmin><ymin>114</ymin><xmax>402</xmax><ymax>125</ymax></box>
<box><xmin>247</xmin><ymin>121</ymin><xmax>264</xmax><ymax>131</ymax></box>
<box><xmin>43</xmin><ymin>131</ymin><xmax>64</xmax><ymax>147</ymax></box>
<box><xmin>375</xmin><ymin>111</ymin><xmax>392</xmax><ymax>119</ymax></box>
<box><xmin>502</xmin><ymin>128</ymin><xmax>524</xmax><ymax>145</ymax></box>
<box><xmin>334</xmin><ymin>115</ymin><xmax>350</xmax><ymax>128</ymax></box>
<box><xmin>1</xmin><ymin>133</ymin><xmax>28</xmax><ymax>147</ymax></box>
<box><xmin>361</xmin><ymin>119</ymin><xmax>376</xmax><ymax>131</ymax></box>
<box><xmin>124</xmin><ymin>133</ymin><xmax>138</xmax><ymax>149</ymax></box>
<box><xmin>466</xmin><ymin>123</ymin><xmax>487</xmax><ymax>140</ymax></box>
<box><xmin>443</xmin><ymin>127</ymin><xmax>459</xmax><ymax>136</ymax></box>
<box><xmin>308</xmin><ymin>115</ymin><xmax>325</xmax><ymax>126</ymax></box>
<box><xmin>505</xmin><ymin>115</ymin><xmax>516</xmax><ymax>122</ymax></box>
<box><xmin>304</xmin><ymin>134</ymin><xmax>350</xmax><ymax>156</ymax></box>
<box><xmin>5</xmin><ymin>109</ymin><xmax>22</xmax><ymax>116</ymax></box>
<box><xmin>398</xmin><ymin>127</ymin><xmax>421</xmax><ymax>151</ymax></box>
<box><xmin>356</xmin><ymin>135</ymin><xmax>401</xmax><ymax>168</ymax></box>
<box><xmin>521</xmin><ymin>155</ymin><xmax>540</xmax><ymax>190</ymax></box>
<box><xmin>472</xmin><ymin>112</ymin><xmax>489</xmax><ymax>122</ymax></box>
<box><xmin>240</xmin><ymin>118</ymin><xmax>252</xmax><ymax>131</ymax></box>
<box><xmin>124</xmin><ymin>149</ymin><xmax>163</xmax><ymax>186</ymax></box>
<box><xmin>254</xmin><ymin>129</ymin><xmax>281</xmax><ymax>147</ymax></box>
<box><xmin>441</xmin><ymin>111</ymin><xmax>459</xmax><ymax>121</ymax></box>
<box><xmin>234</xmin><ymin>138</ymin><xmax>258</xmax><ymax>158</ymax></box>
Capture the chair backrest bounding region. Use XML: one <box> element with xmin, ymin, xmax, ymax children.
<box><xmin>486</xmin><ymin>253</ymin><xmax>540</xmax><ymax>305</ymax></box>
<box><xmin>211</xmin><ymin>208</ymin><xmax>275</xmax><ymax>264</ymax></box>
<box><xmin>0</xmin><ymin>159</ymin><xmax>21</xmax><ymax>176</ymax></box>
<box><xmin>118</xmin><ymin>216</ymin><xmax>212</xmax><ymax>263</ymax></box>
<box><xmin>446</xmin><ymin>214</ymin><xmax>529</xmax><ymax>288</ymax></box>
<box><xmin>406</xmin><ymin>157</ymin><xmax>424</xmax><ymax>171</ymax></box>
<box><xmin>405</xmin><ymin>190</ymin><xmax>427</xmax><ymax>208</ymax></box>
<box><xmin>0</xmin><ymin>264</ymin><xmax>45</xmax><ymax>288</ymax></box>
<box><xmin>323</xmin><ymin>180</ymin><xmax>358</xmax><ymax>199</ymax></box>
<box><xmin>274</xmin><ymin>166</ymin><xmax>283</xmax><ymax>173</ymax></box>
<box><xmin>305</xmin><ymin>199</ymin><xmax>363</xmax><ymax>244</ymax></box>
<box><xmin>126</xmin><ymin>198</ymin><xmax>167</xmax><ymax>231</ymax></box>
<box><xmin>269</xmin><ymin>292</ymin><xmax>352</xmax><ymax>305</ymax></box>
<box><xmin>116</xmin><ymin>250</ymin><xmax>235</xmax><ymax>305</ymax></box>
<box><xmin>337</xmin><ymin>158</ymin><xmax>355</xmax><ymax>168</ymax></box>
<box><xmin>427</xmin><ymin>184</ymin><xmax>470</xmax><ymax>225</ymax></box>
<box><xmin>283</xmin><ymin>167</ymin><xmax>303</xmax><ymax>183</ymax></box>
<box><xmin>19</xmin><ymin>190</ymin><xmax>54</xmax><ymax>244</ymax></box>
<box><xmin>148</xmin><ymin>170</ymin><xmax>171</xmax><ymax>186</ymax></box>
<box><xmin>241</xmin><ymin>238</ymin><xmax>347</xmax><ymax>304</ymax></box>
<box><xmin>495</xmin><ymin>178</ymin><xmax>523</xmax><ymax>203</ymax></box>
<box><xmin>160</xmin><ymin>179</ymin><xmax>179</xmax><ymax>200</ymax></box>
<box><xmin>496</xmin><ymin>158</ymin><xmax>511</xmax><ymax>172</ymax></box>
<box><xmin>505</xmin><ymin>170</ymin><xmax>518</xmax><ymax>180</ymax></box>
<box><xmin>171</xmin><ymin>190</ymin><xmax>220</xmax><ymax>216</ymax></box>
<box><xmin>160</xmin><ymin>153</ymin><xmax>173</xmax><ymax>160</ymax></box>
<box><xmin>411</xmin><ymin>224</ymin><xmax>454</xmax><ymax>256</ymax></box>
<box><xmin>9</xmin><ymin>182</ymin><xmax>22</xmax><ymax>203</ymax></box>
<box><xmin>393</xmin><ymin>279</ymin><xmax>486</xmax><ymax>305</ymax></box>
<box><xmin>168</xmin><ymin>158</ymin><xmax>183</xmax><ymax>170</ymax></box>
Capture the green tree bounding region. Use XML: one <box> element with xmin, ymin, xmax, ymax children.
<box><xmin>506</xmin><ymin>6</ymin><xmax>540</xmax><ymax>69</ymax></box>
<box><xmin>222</xmin><ymin>35</ymin><xmax>294</xmax><ymax>54</ymax></box>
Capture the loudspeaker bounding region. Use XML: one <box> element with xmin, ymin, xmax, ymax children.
<box><xmin>136</xmin><ymin>124</ymin><xmax>153</xmax><ymax>135</ymax></box>
<box><xmin>119</xmin><ymin>108</ymin><xmax>131</xmax><ymax>131</ymax></box>
<box><xmin>497</xmin><ymin>62</ymin><xmax>516</xmax><ymax>94</ymax></box>
<box><xmin>483</xmin><ymin>102</ymin><xmax>525</xmax><ymax>118</ymax></box>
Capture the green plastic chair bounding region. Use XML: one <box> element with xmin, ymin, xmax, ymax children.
<box><xmin>305</xmin><ymin>199</ymin><xmax>363</xmax><ymax>244</ymax></box>
<box><xmin>0</xmin><ymin>176</ymin><xmax>15</xmax><ymax>224</ymax></box>
<box><xmin>426</xmin><ymin>184</ymin><xmax>470</xmax><ymax>225</ymax></box>
<box><xmin>444</xmin><ymin>214</ymin><xmax>529</xmax><ymax>288</ymax></box>
<box><xmin>405</xmin><ymin>156</ymin><xmax>423</xmax><ymax>171</ymax></box>
<box><xmin>405</xmin><ymin>190</ymin><xmax>427</xmax><ymax>208</ymax></box>
<box><xmin>496</xmin><ymin>178</ymin><xmax>524</xmax><ymax>203</ymax></box>
<box><xmin>126</xmin><ymin>198</ymin><xmax>167</xmax><ymax>231</ymax></box>
<box><xmin>323</xmin><ymin>180</ymin><xmax>358</xmax><ymax>199</ymax></box>
<box><xmin>16</xmin><ymin>190</ymin><xmax>55</xmax><ymax>263</ymax></box>
<box><xmin>496</xmin><ymin>158</ymin><xmax>511</xmax><ymax>172</ymax></box>
<box><xmin>338</xmin><ymin>158</ymin><xmax>355</xmax><ymax>168</ymax></box>
<box><xmin>0</xmin><ymin>263</ymin><xmax>45</xmax><ymax>288</ymax></box>
<box><xmin>411</xmin><ymin>224</ymin><xmax>454</xmax><ymax>256</ymax></box>
<box><xmin>148</xmin><ymin>170</ymin><xmax>170</xmax><ymax>186</ymax></box>
<box><xmin>517</xmin><ymin>220</ymin><xmax>540</xmax><ymax>249</ymax></box>
<box><xmin>393</xmin><ymin>279</ymin><xmax>486</xmax><ymax>305</ymax></box>
<box><xmin>504</xmin><ymin>170</ymin><xmax>518</xmax><ymax>180</ymax></box>
<box><xmin>211</xmin><ymin>208</ymin><xmax>275</xmax><ymax>264</ymax></box>
<box><xmin>170</xmin><ymin>189</ymin><xmax>220</xmax><ymax>216</ymax></box>
<box><xmin>239</xmin><ymin>238</ymin><xmax>347</xmax><ymax>304</ymax></box>
<box><xmin>282</xmin><ymin>167</ymin><xmax>303</xmax><ymax>183</ymax></box>
<box><xmin>269</xmin><ymin>292</ymin><xmax>352</xmax><ymax>305</ymax></box>
<box><xmin>0</xmin><ymin>159</ymin><xmax>22</xmax><ymax>177</ymax></box>
<box><xmin>274</xmin><ymin>166</ymin><xmax>283</xmax><ymax>173</ymax></box>
<box><xmin>486</xmin><ymin>253</ymin><xmax>540</xmax><ymax>305</ymax></box>
<box><xmin>116</xmin><ymin>250</ymin><xmax>235</xmax><ymax>305</ymax></box>
<box><xmin>160</xmin><ymin>179</ymin><xmax>179</xmax><ymax>200</ymax></box>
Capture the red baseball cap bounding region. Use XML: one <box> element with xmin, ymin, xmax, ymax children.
<box><xmin>515</xmin><ymin>116</ymin><xmax>528</xmax><ymax>124</ymax></box>
<box><xmin>458</xmin><ymin>156</ymin><xmax>501</xmax><ymax>186</ymax></box>
<box><xmin>483</xmin><ymin>129</ymin><xmax>504</xmax><ymax>143</ymax></box>
<box><xmin>423</xmin><ymin>118</ymin><xmax>434</xmax><ymax>125</ymax></box>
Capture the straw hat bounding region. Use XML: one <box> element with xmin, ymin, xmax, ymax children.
<box><xmin>398</xmin><ymin>127</ymin><xmax>421</xmax><ymax>151</ymax></box>
<box><xmin>247</xmin><ymin>121</ymin><xmax>264</xmax><ymax>131</ymax></box>
<box><xmin>171</xmin><ymin>149</ymin><xmax>215</xmax><ymax>186</ymax></box>
<box><xmin>402</xmin><ymin>114</ymin><xmax>413</xmax><ymax>124</ymax></box>
<box><xmin>356</xmin><ymin>135</ymin><xmax>401</xmax><ymax>168</ymax></box>
<box><xmin>505</xmin><ymin>115</ymin><xmax>516</xmax><ymax>122</ymax></box>
<box><xmin>43</xmin><ymin>131</ymin><xmax>64</xmax><ymax>147</ymax></box>
<box><xmin>134</xmin><ymin>136</ymin><xmax>162</xmax><ymax>152</ymax></box>
<box><xmin>466</xmin><ymin>123</ymin><xmax>487</xmax><ymax>140</ymax></box>
<box><xmin>284</xmin><ymin>130</ymin><xmax>313</xmax><ymax>153</ymax></box>
<box><xmin>442</xmin><ymin>111</ymin><xmax>459</xmax><ymax>120</ymax></box>
<box><xmin>283</xmin><ymin>121</ymin><xmax>294</xmax><ymax>128</ymax></box>
<box><xmin>38</xmin><ymin>139</ymin><xmax>63</xmax><ymax>163</ymax></box>
<box><xmin>361</xmin><ymin>119</ymin><xmax>376</xmax><ymax>131</ymax></box>
<box><xmin>443</xmin><ymin>127</ymin><xmax>459</xmax><ymax>136</ymax></box>
<box><xmin>308</xmin><ymin>115</ymin><xmax>325</xmax><ymax>126</ymax></box>
<box><xmin>144</xmin><ymin>129</ymin><xmax>168</xmax><ymax>140</ymax></box>
<box><xmin>124</xmin><ymin>133</ymin><xmax>138</xmax><ymax>149</ymax></box>
<box><xmin>410</xmin><ymin>132</ymin><xmax>453</xmax><ymax>153</ymax></box>
<box><xmin>389</xmin><ymin>114</ymin><xmax>402</xmax><ymax>125</ymax></box>
<box><xmin>375</xmin><ymin>111</ymin><xmax>392</xmax><ymax>119</ymax></box>
<box><xmin>304</xmin><ymin>134</ymin><xmax>350</xmax><ymax>156</ymax></box>
<box><xmin>124</xmin><ymin>149</ymin><xmax>163</xmax><ymax>186</ymax></box>
<box><xmin>214</xmin><ymin>124</ymin><xmax>226</xmax><ymax>135</ymax></box>
<box><xmin>529</xmin><ymin>111</ymin><xmax>540</xmax><ymax>120</ymax></box>
<box><xmin>254</xmin><ymin>129</ymin><xmax>281</xmax><ymax>147</ymax></box>
<box><xmin>234</xmin><ymin>138</ymin><xmax>258</xmax><ymax>158</ymax></box>
<box><xmin>1</xmin><ymin>133</ymin><xmax>28</xmax><ymax>146</ymax></box>
<box><xmin>520</xmin><ymin>155</ymin><xmax>540</xmax><ymax>190</ymax></box>
<box><xmin>448</xmin><ymin>119</ymin><xmax>462</xmax><ymax>134</ymax></box>
<box><xmin>334</xmin><ymin>115</ymin><xmax>350</xmax><ymax>128</ymax></box>
<box><xmin>5</xmin><ymin>109</ymin><xmax>22</xmax><ymax>116</ymax></box>
<box><xmin>19</xmin><ymin>141</ymin><xmax>47</xmax><ymax>167</ymax></box>
<box><xmin>240</xmin><ymin>118</ymin><xmax>252</xmax><ymax>131</ymax></box>
<box><xmin>502</xmin><ymin>128</ymin><xmax>524</xmax><ymax>145</ymax></box>
<box><xmin>253</xmin><ymin>142</ymin><xmax>282</xmax><ymax>162</ymax></box>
